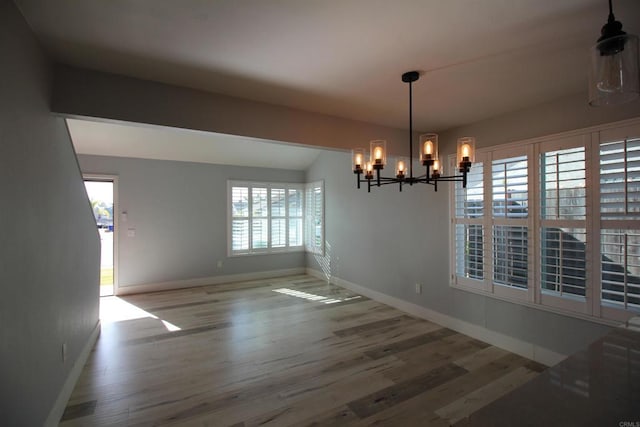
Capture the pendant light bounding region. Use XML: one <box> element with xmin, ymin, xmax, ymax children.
<box><xmin>351</xmin><ymin>71</ymin><xmax>475</xmax><ymax>193</ymax></box>
<box><xmin>589</xmin><ymin>0</ymin><xmax>640</xmax><ymax>106</ymax></box>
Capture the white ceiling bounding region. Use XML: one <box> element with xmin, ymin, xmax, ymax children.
<box><xmin>16</xmin><ymin>0</ymin><xmax>640</xmax><ymax>132</ymax></box>
<box><xmin>67</xmin><ymin>119</ymin><xmax>323</xmax><ymax>170</ymax></box>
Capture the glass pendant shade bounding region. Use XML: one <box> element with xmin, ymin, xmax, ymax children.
<box><xmin>395</xmin><ymin>157</ymin><xmax>408</xmax><ymax>178</ymax></box>
<box><xmin>589</xmin><ymin>34</ymin><xmax>640</xmax><ymax>106</ymax></box>
<box><xmin>370</xmin><ymin>140</ymin><xmax>387</xmax><ymax>167</ymax></box>
<box><xmin>352</xmin><ymin>148</ymin><xmax>365</xmax><ymax>171</ymax></box>
<box><xmin>432</xmin><ymin>159</ymin><xmax>443</xmax><ymax>176</ymax></box>
<box><xmin>456</xmin><ymin>137</ymin><xmax>476</xmax><ymax>164</ymax></box>
<box><xmin>419</xmin><ymin>133</ymin><xmax>438</xmax><ymax>163</ymax></box>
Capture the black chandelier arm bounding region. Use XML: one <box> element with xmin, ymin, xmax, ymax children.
<box><xmin>433</xmin><ymin>175</ymin><xmax>465</xmax><ymax>181</ymax></box>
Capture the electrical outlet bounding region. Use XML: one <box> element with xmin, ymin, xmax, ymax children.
<box><xmin>62</xmin><ymin>343</ymin><xmax>67</xmax><ymax>363</ymax></box>
<box><xmin>217</xmin><ymin>260</ymin><xmax>223</xmax><ymax>268</ymax></box>
<box><xmin>415</xmin><ymin>283</ymin><xmax>422</xmax><ymax>294</ymax></box>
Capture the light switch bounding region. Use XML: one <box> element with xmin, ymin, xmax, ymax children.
<box><xmin>127</xmin><ymin>228</ymin><xmax>136</xmax><ymax>237</ymax></box>
<box><xmin>121</xmin><ymin>211</ymin><xmax>128</xmax><ymax>222</ymax></box>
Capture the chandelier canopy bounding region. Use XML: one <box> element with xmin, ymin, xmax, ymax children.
<box><xmin>352</xmin><ymin>71</ymin><xmax>475</xmax><ymax>192</ymax></box>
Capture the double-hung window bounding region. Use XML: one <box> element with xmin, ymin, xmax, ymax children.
<box><xmin>451</xmin><ymin>119</ymin><xmax>640</xmax><ymax>323</ymax></box>
<box><xmin>228</xmin><ymin>180</ymin><xmax>323</xmax><ymax>256</ymax></box>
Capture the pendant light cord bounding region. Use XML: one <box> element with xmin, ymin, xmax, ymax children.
<box><xmin>608</xmin><ymin>0</ymin><xmax>615</xmax><ymax>22</ymax></box>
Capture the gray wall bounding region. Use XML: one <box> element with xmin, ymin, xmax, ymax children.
<box><xmin>53</xmin><ymin>64</ymin><xmax>417</xmax><ymax>154</ymax></box>
<box><xmin>439</xmin><ymin>92</ymin><xmax>640</xmax><ymax>153</ymax></box>
<box><xmin>78</xmin><ymin>155</ymin><xmax>306</xmax><ymax>288</ymax></box>
<box><xmin>305</xmin><ymin>92</ymin><xmax>640</xmax><ymax>357</ymax></box>
<box><xmin>0</xmin><ymin>1</ymin><xmax>101</xmax><ymax>425</ymax></box>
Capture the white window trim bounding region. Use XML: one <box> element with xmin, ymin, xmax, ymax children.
<box><xmin>450</xmin><ymin>116</ymin><xmax>640</xmax><ymax>326</ymax></box>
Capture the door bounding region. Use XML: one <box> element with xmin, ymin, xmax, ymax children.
<box><xmin>84</xmin><ymin>175</ymin><xmax>118</xmax><ymax>296</ymax></box>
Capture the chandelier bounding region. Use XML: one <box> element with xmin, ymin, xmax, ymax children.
<box><xmin>588</xmin><ymin>0</ymin><xmax>639</xmax><ymax>106</ymax></box>
<box><xmin>352</xmin><ymin>71</ymin><xmax>475</xmax><ymax>192</ymax></box>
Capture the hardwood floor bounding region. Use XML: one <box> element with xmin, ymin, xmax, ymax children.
<box><xmin>60</xmin><ymin>275</ymin><xmax>545</xmax><ymax>426</ymax></box>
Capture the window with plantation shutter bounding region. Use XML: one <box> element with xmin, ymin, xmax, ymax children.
<box><xmin>228</xmin><ymin>181</ymin><xmax>305</xmax><ymax>255</ymax></box>
<box><xmin>449</xmin><ymin>119</ymin><xmax>640</xmax><ymax>322</ymax></box>
<box><xmin>540</xmin><ymin>146</ymin><xmax>587</xmax><ymax>303</ymax></box>
<box><xmin>600</xmin><ymin>135</ymin><xmax>640</xmax><ymax>313</ymax></box>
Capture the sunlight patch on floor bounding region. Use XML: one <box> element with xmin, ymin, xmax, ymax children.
<box><xmin>273</xmin><ymin>288</ymin><xmax>361</xmax><ymax>304</ymax></box>
<box><xmin>100</xmin><ymin>296</ymin><xmax>182</xmax><ymax>331</ymax></box>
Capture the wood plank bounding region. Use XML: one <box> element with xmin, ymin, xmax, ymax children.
<box><xmin>59</xmin><ymin>275</ymin><xmax>543</xmax><ymax>426</ymax></box>
<box><xmin>435</xmin><ymin>366</ymin><xmax>539</xmax><ymax>424</ymax></box>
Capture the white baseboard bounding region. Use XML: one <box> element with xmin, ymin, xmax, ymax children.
<box><xmin>306</xmin><ymin>268</ymin><xmax>566</xmax><ymax>367</ymax></box>
<box><xmin>116</xmin><ymin>268</ymin><xmax>306</xmax><ymax>295</ymax></box>
<box><xmin>45</xmin><ymin>321</ymin><xmax>101</xmax><ymax>427</ymax></box>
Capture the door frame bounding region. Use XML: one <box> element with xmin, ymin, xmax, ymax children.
<box><xmin>84</xmin><ymin>174</ymin><xmax>119</xmax><ymax>296</ymax></box>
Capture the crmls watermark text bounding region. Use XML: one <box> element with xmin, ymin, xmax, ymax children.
<box><xmin>619</xmin><ymin>422</ymin><xmax>640</xmax><ymax>427</ymax></box>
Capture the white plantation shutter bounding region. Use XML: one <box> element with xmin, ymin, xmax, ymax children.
<box><xmin>491</xmin><ymin>154</ymin><xmax>529</xmax><ymax>292</ymax></box>
<box><xmin>492</xmin><ymin>156</ymin><xmax>528</xmax><ymax>218</ymax></box>
<box><xmin>493</xmin><ymin>225</ymin><xmax>528</xmax><ymax>289</ymax></box>
<box><xmin>540</xmin><ymin>146</ymin><xmax>587</xmax><ymax>302</ymax></box>
<box><xmin>601</xmin><ymin>230</ymin><xmax>640</xmax><ymax>310</ymax></box>
<box><xmin>541</xmin><ymin>147</ymin><xmax>587</xmax><ymax>220</ymax></box>
<box><xmin>453</xmin><ymin>160</ymin><xmax>484</xmax><ymax>283</ymax></box>
<box><xmin>231</xmin><ymin>187</ymin><xmax>249</xmax><ymax>251</ymax></box>
<box><xmin>288</xmin><ymin>188</ymin><xmax>303</xmax><ymax>247</ymax></box>
<box><xmin>455</xmin><ymin>163</ymin><xmax>484</xmax><ymax>218</ymax></box>
<box><xmin>600</xmin><ymin>138</ymin><xmax>640</xmax><ymax>219</ymax></box>
<box><xmin>600</xmin><ymin>133</ymin><xmax>640</xmax><ymax>312</ymax></box>
<box><xmin>455</xmin><ymin>224</ymin><xmax>484</xmax><ymax>280</ymax></box>
<box><xmin>540</xmin><ymin>227</ymin><xmax>587</xmax><ymax>297</ymax></box>
<box><xmin>305</xmin><ymin>181</ymin><xmax>324</xmax><ymax>254</ymax></box>
<box><xmin>271</xmin><ymin>188</ymin><xmax>286</xmax><ymax>248</ymax></box>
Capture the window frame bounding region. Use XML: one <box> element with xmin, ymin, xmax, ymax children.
<box><xmin>449</xmin><ymin>117</ymin><xmax>640</xmax><ymax>325</ymax></box>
